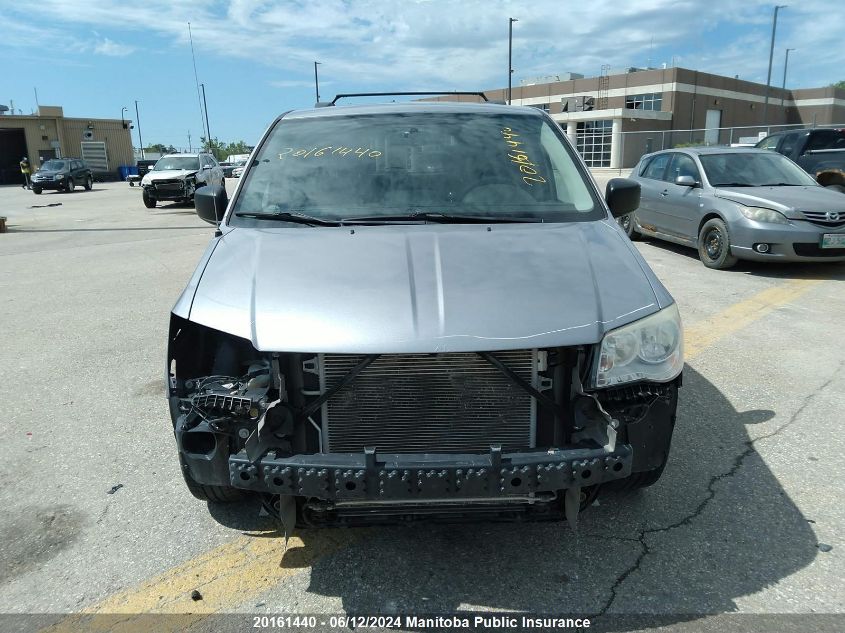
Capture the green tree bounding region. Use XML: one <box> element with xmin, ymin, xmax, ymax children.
<box><xmin>224</xmin><ymin>140</ymin><xmax>252</xmax><ymax>156</ymax></box>
<box><xmin>200</xmin><ymin>136</ymin><xmax>228</xmax><ymax>161</ymax></box>
<box><xmin>832</xmin><ymin>80</ymin><xmax>845</xmax><ymax>90</ymax></box>
<box><xmin>145</xmin><ymin>143</ymin><xmax>176</xmax><ymax>154</ymax></box>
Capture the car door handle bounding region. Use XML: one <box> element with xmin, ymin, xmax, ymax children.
<box><xmin>660</xmin><ymin>189</ymin><xmax>669</xmax><ymax>197</ymax></box>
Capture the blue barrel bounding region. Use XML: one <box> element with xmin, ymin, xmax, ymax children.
<box><xmin>118</xmin><ymin>165</ymin><xmax>130</xmax><ymax>181</ymax></box>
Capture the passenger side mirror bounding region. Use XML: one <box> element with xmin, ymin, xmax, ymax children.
<box><xmin>675</xmin><ymin>175</ymin><xmax>698</xmax><ymax>187</ymax></box>
<box><xmin>195</xmin><ymin>185</ymin><xmax>227</xmax><ymax>225</ymax></box>
<box><xmin>202</xmin><ymin>164</ymin><xmax>213</xmax><ymax>170</ymax></box>
<box><xmin>605</xmin><ymin>178</ymin><xmax>641</xmax><ymax>218</ymax></box>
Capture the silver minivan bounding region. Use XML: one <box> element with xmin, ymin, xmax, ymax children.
<box><xmin>167</xmin><ymin>96</ymin><xmax>684</xmax><ymax>529</ymax></box>
<box><xmin>626</xmin><ymin>147</ymin><xmax>845</xmax><ymax>269</ymax></box>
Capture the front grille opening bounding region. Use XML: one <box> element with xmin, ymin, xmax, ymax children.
<box><xmin>320</xmin><ymin>351</ymin><xmax>537</xmax><ymax>453</ymax></box>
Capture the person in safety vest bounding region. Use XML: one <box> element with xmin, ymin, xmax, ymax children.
<box><xmin>20</xmin><ymin>157</ymin><xmax>32</xmax><ymax>190</ymax></box>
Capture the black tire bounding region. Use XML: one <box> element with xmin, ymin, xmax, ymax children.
<box><xmin>65</xmin><ymin>178</ymin><xmax>74</xmax><ymax>192</ymax></box>
<box><xmin>824</xmin><ymin>184</ymin><xmax>845</xmax><ymax>193</ymax></box>
<box><xmin>617</xmin><ymin>213</ymin><xmax>640</xmax><ymax>240</ymax></box>
<box><xmin>221</xmin><ymin>178</ymin><xmax>226</xmax><ymax>190</ymax></box>
<box><xmin>142</xmin><ymin>190</ymin><xmax>157</xmax><ymax>208</ymax></box>
<box><xmin>32</xmin><ymin>187</ymin><xmax>42</xmax><ymax>195</ymax></box>
<box><xmin>606</xmin><ymin>463</ymin><xmax>667</xmax><ymax>493</ymax></box>
<box><xmin>698</xmin><ymin>218</ymin><xmax>738</xmax><ymax>269</ymax></box>
<box><xmin>84</xmin><ymin>175</ymin><xmax>93</xmax><ymax>191</ymax></box>
<box><xmin>180</xmin><ymin>460</ymin><xmax>245</xmax><ymax>503</ymax></box>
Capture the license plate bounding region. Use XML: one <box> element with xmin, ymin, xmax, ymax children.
<box><xmin>820</xmin><ymin>234</ymin><xmax>845</xmax><ymax>249</ymax></box>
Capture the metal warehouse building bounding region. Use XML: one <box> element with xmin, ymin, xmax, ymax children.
<box><xmin>433</xmin><ymin>66</ymin><xmax>845</xmax><ymax>169</ymax></box>
<box><xmin>0</xmin><ymin>106</ymin><xmax>134</xmax><ymax>186</ymax></box>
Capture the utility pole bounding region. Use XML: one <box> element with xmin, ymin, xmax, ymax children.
<box><xmin>762</xmin><ymin>5</ymin><xmax>787</xmax><ymax>126</ymax></box>
<box><xmin>201</xmin><ymin>83</ymin><xmax>212</xmax><ymax>153</ymax></box>
<box><xmin>135</xmin><ymin>100</ymin><xmax>145</xmax><ymax>160</ymax></box>
<box><xmin>188</xmin><ymin>130</ymin><xmax>192</xmax><ymax>153</ymax></box>
<box><xmin>314</xmin><ymin>61</ymin><xmax>321</xmax><ymax>103</ymax></box>
<box><xmin>781</xmin><ymin>48</ymin><xmax>795</xmax><ymax>105</ymax></box>
<box><xmin>188</xmin><ymin>22</ymin><xmax>208</xmax><ymax>147</ymax></box>
<box><xmin>508</xmin><ymin>17</ymin><xmax>518</xmax><ymax>105</ymax></box>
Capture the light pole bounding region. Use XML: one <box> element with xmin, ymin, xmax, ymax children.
<box><xmin>508</xmin><ymin>18</ymin><xmax>518</xmax><ymax>105</ymax></box>
<box><xmin>134</xmin><ymin>100</ymin><xmax>144</xmax><ymax>160</ymax></box>
<box><xmin>314</xmin><ymin>61</ymin><xmax>321</xmax><ymax>103</ymax></box>
<box><xmin>120</xmin><ymin>106</ymin><xmax>127</xmax><ymax>129</ymax></box>
<box><xmin>781</xmin><ymin>48</ymin><xmax>795</xmax><ymax>104</ymax></box>
<box><xmin>201</xmin><ymin>83</ymin><xmax>212</xmax><ymax>152</ymax></box>
<box><xmin>762</xmin><ymin>4</ymin><xmax>787</xmax><ymax>126</ymax></box>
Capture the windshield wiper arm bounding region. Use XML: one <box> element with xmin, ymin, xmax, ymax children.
<box><xmin>759</xmin><ymin>182</ymin><xmax>802</xmax><ymax>186</ymax></box>
<box><xmin>715</xmin><ymin>183</ymin><xmax>755</xmax><ymax>187</ymax></box>
<box><xmin>342</xmin><ymin>211</ymin><xmax>543</xmax><ymax>224</ymax></box>
<box><xmin>233</xmin><ymin>211</ymin><xmax>340</xmax><ymax>226</ymax></box>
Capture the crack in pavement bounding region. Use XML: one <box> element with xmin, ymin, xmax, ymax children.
<box><xmin>596</xmin><ymin>365</ymin><xmax>843</xmax><ymax>616</ymax></box>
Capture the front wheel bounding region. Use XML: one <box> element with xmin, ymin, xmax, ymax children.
<box><xmin>32</xmin><ymin>186</ymin><xmax>42</xmax><ymax>195</ymax></box>
<box><xmin>617</xmin><ymin>213</ymin><xmax>640</xmax><ymax>240</ymax></box>
<box><xmin>698</xmin><ymin>218</ymin><xmax>738</xmax><ymax>269</ymax></box>
<box><xmin>65</xmin><ymin>178</ymin><xmax>74</xmax><ymax>192</ymax></box>
<box><xmin>180</xmin><ymin>458</ymin><xmax>245</xmax><ymax>502</ymax></box>
<box><xmin>84</xmin><ymin>175</ymin><xmax>93</xmax><ymax>191</ymax></box>
<box><xmin>142</xmin><ymin>190</ymin><xmax>157</xmax><ymax>208</ymax></box>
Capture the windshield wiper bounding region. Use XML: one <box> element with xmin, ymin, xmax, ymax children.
<box><xmin>759</xmin><ymin>182</ymin><xmax>803</xmax><ymax>186</ymax></box>
<box><xmin>233</xmin><ymin>211</ymin><xmax>340</xmax><ymax>226</ymax></box>
<box><xmin>341</xmin><ymin>211</ymin><xmax>543</xmax><ymax>224</ymax></box>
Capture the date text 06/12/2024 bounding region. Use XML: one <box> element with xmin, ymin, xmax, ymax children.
<box><xmin>251</xmin><ymin>615</ymin><xmax>593</xmax><ymax>629</ymax></box>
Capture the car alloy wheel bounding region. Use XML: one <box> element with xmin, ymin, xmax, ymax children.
<box><xmin>65</xmin><ymin>178</ymin><xmax>74</xmax><ymax>192</ymax></box>
<box><xmin>85</xmin><ymin>176</ymin><xmax>93</xmax><ymax>191</ymax></box>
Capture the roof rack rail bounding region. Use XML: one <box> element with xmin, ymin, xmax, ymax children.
<box><xmin>322</xmin><ymin>91</ymin><xmax>490</xmax><ymax>107</ymax></box>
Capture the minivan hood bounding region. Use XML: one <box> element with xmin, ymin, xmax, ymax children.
<box><xmin>185</xmin><ymin>221</ymin><xmax>664</xmax><ymax>354</ymax></box>
<box><xmin>714</xmin><ymin>185</ymin><xmax>845</xmax><ymax>216</ymax></box>
<box><xmin>142</xmin><ymin>169</ymin><xmax>197</xmax><ymax>183</ymax></box>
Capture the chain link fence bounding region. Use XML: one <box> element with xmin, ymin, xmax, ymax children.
<box><xmin>619</xmin><ymin>122</ymin><xmax>845</xmax><ymax>169</ymax></box>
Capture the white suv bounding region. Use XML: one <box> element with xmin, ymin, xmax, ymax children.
<box><xmin>140</xmin><ymin>153</ymin><xmax>224</xmax><ymax>208</ymax></box>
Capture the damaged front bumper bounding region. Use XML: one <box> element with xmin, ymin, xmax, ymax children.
<box><xmin>228</xmin><ymin>444</ymin><xmax>632</xmax><ymax>501</ymax></box>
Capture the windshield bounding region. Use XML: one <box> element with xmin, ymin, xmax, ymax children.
<box><xmin>230</xmin><ymin>112</ymin><xmax>599</xmax><ymax>224</ymax></box>
<box><xmin>700</xmin><ymin>152</ymin><xmax>818</xmax><ymax>187</ymax></box>
<box><xmin>41</xmin><ymin>160</ymin><xmax>67</xmax><ymax>171</ymax></box>
<box><xmin>153</xmin><ymin>157</ymin><xmax>200</xmax><ymax>171</ymax></box>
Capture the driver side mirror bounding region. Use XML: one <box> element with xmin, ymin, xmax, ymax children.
<box><xmin>195</xmin><ymin>185</ymin><xmax>227</xmax><ymax>225</ymax></box>
<box><xmin>675</xmin><ymin>175</ymin><xmax>698</xmax><ymax>187</ymax></box>
<box><xmin>605</xmin><ymin>178</ymin><xmax>641</xmax><ymax>218</ymax></box>
<box><xmin>202</xmin><ymin>164</ymin><xmax>213</xmax><ymax>170</ymax></box>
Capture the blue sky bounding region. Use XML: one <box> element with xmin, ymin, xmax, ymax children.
<box><xmin>1</xmin><ymin>0</ymin><xmax>842</xmax><ymax>150</ymax></box>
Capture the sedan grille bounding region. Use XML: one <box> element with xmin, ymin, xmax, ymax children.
<box><xmin>800</xmin><ymin>210</ymin><xmax>845</xmax><ymax>228</ymax></box>
<box><xmin>320</xmin><ymin>351</ymin><xmax>537</xmax><ymax>454</ymax></box>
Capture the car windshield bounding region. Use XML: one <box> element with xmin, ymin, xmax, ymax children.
<box><xmin>153</xmin><ymin>157</ymin><xmax>200</xmax><ymax>171</ymax></box>
<box><xmin>230</xmin><ymin>111</ymin><xmax>599</xmax><ymax>224</ymax></box>
<box><xmin>41</xmin><ymin>160</ymin><xmax>67</xmax><ymax>171</ymax></box>
<box><xmin>699</xmin><ymin>152</ymin><xmax>818</xmax><ymax>187</ymax></box>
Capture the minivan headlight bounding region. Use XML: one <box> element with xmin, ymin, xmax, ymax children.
<box><xmin>594</xmin><ymin>304</ymin><xmax>683</xmax><ymax>388</ymax></box>
<box><xmin>738</xmin><ymin>205</ymin><xmax>788</xmax><ymax>224</ymax></box>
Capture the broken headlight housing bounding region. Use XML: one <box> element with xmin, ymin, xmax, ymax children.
<box><xmin>594</xmin><ymin>303</ymin><xmax>683</xmax><ymax>388</ymax></box>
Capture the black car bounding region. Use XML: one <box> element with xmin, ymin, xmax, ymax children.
<box><xmin>31</xmin><ymin>158</ymin><xmax>93</xmax><ymax>194</ymax></box>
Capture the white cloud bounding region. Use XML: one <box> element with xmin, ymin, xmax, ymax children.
<box><xmin>3</xmin><ymin>0</ymin><xmax>843</xmax><ymax>89</ymax></box>
<box><xmin>93</xmin><ymin>37</ymin><xmax>134</xmax><ymax>56</ymax></box>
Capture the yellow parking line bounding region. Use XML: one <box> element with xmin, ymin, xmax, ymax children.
<box><xmin>43</xmin><ymin>278</ymin><xmax>821</xmax><ymax>627</ymax></box>
<box><xmin>42</xmin><ymin>531</ymin><xmax>359</xmax><ymax>633</ymax></box>
<box><xmin>683</xmin><ymin>278</ymin><xmax>820</xmax><ymax>360</ymax></box>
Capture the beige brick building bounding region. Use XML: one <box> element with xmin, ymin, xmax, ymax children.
<box><xmin>0</xmin><ymin>105</ymin><xmax>135</xmax><ymax>185</ymax></box>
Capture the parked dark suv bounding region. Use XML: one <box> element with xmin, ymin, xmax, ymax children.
<box><xmin>31</xmin><ymin>158</ymin><xmax>93</xmax><ymax>194</ymax></box>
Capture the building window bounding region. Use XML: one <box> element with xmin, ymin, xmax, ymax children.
<box><xmin>625</xmin><ymin>93</ymin><xmax>663</xmax><ymax>111</ymax></box>
<box><xmin>528</xmin><ymin>103</ymin><xmax>550</xmax><ymax>112</ymax></box>
<box><xmin>576</xmin><ymin>120</ymin><xmax>612</xmax><ymax>167</ymax></box>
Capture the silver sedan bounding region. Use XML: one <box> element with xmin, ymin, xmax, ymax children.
<box><xmin>624</xmin><ymin>147</ymin><xmax>845</xmax><ymax>268</ymax></box>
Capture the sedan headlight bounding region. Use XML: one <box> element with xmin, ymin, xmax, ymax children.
<box><xmin>594</xmin><ymin>304</ymin><xmax>683</xmax><ymax>388</ymax></box>
<box><xmin>738</xmin><ymin>205</ymin><xmax>788</xmax><ymax>224</ymax></box>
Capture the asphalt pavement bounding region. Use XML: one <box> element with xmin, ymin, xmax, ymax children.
<box><xmin>0</xmin><ymin>180</ymin><xmax>842</xmax><ymax>632</ymax></box>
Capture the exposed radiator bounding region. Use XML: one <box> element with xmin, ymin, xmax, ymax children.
<box><xmin>318</xmin><ymin>351</ymin><xmax>537</xmax><ymax>454</ymax></box>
